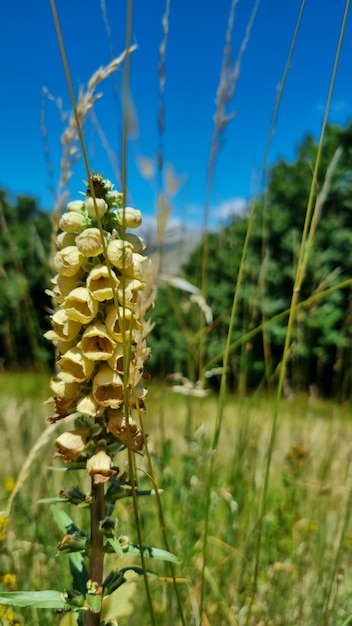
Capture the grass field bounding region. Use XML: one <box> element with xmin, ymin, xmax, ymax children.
<box><xmin>1</xmin><ymin>373</ymin><xmax>352</xmax><ymax>625</ymax></box>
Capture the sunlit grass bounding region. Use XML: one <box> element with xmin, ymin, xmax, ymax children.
<box><xmin>1</xmin><ymin>380</ymin><xmax>352</xmax><ymax>624</ymax></box>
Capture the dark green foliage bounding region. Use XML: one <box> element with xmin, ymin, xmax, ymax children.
<box><xmin>149</xmin><ymin>123</ymin><xmax>352</xmax><ymax>396</ymax></box>
<box><xmin>0</xmin><ymin>190</ymin><xmax>54</xmax><ymax>370</ymax></box>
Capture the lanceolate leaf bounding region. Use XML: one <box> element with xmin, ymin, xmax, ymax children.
<box><xmin>0</xmin><ymin>590</ymin><xmax>67</xmax><ymax>609</ymax></box>
<box><xmin>106</xmin><ymin>536</ymin><xmax>124</xmax><ymax>557</ymax></box>
<box><xmin>123</xmin><ymin>544</ymin><xmax>180</xmax><ymax>564</ymax></box>
<box><xmin>50</xmin><ymin>504</ymin><xmax>80</xmax><ymax>534</ymax></box>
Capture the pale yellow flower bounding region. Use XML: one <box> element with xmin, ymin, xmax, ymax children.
<box><xmin>107</xmin><ymin>344</ymin><xmax>125</xmax><ymax>374</ymax></box>
<box><xmin>80</xmin><ymin>321</ymin><xmax>116</xmax><ymax>360</ymax></box>
<box><xmin>46</xmin><ymin>378</ymin><xmax>80</xmax><ymax>420</ymax></box>
<box><xmin>59</xmin><ymin>211</ymin><xmax>88</xmax><ymax>233</ymax></box>
<box><xmin>63</xmin><ymin>287</ymin><xmax>99</xmax><ymax>324</ymax></box>
<box><xmin>125</xmin><ymin>253</ymin><xmax>148</xmax><ymax>281</ymax></box>
<box><xmin>57</xmin><ymin>347</ymin><xmax>95</xmax><ymax>383</ymax></box>
<box><xmin>67</xmin><ymin>200</ymin><xmax>85</xmax><ymax>212</ymax></box>
<box><xmin>93</xmin><ymin>364</ymin><xmax>124</xmax><ymax>408</ymax></box>
<box><xmin>50</xmin><ymin>377</ymin><xmax>81</xmax><ymax>400</ymax></box>
<box><xmin>44</xmin><ymin>309</ymin><xmax>81</xmax><ymax>343</ymax></box>
<box><xmin>56</xmin><ymin>272</ymin><xmax>83</xmax><ymax>298</ymax></box>
<box><xmin>75</xmin><ymin>227</ymin><xmax>105</xmax><ymax>257</ymax></box>
<box><xmin>86</xmin><ymin>448</ymin><xmax>116</xmax><ymax>484</ymax></box>
<box><xmin>76</xmin><ymin>393</ymin><xmax>101</xmax><ymax>417</ymax></box>
<box><xmin>106</xmin><ymin>409</ymin><xmax>144</xmax><ymax>451</ymax></box>
<box><xmin>116</xmin><ymin>207</ymin><xmax>142</xmax><ymax>228</ymax></box>
<box><xmin>106</xmin><ymin>239</ymin><xmax>133</xmax><ymax>269</ymax></box>
<box><xmin>55</xmin><ymin>426</ymin><xmax>91</xmax><ymax>461</ymax></box>
<box><xmin>86</xmin><ymin>197</ymin><xmax>108</xmax><ymax>219</ymax></box>
<box><xmin>56</xmin><ymin>231</ymin><xmax>77</xmax><ymax>250</ymax></box>
<box><xmin>86</xmin><ymin>264</ymin><xmax>119</xmax><ymax>301</ymax></box>
<box><xmin>105</xmin><ymin>304</ymin><xmax>141</xmax><ymax>343</ymax></box>
<box><xmin>124</xmin><ymin>232</ymin><xmax>146</xmax><ymax>253</ymax></box>
<box><xmin>54</xmin><ymin>246</ymin><xmax>85</xmax><ymax>277</ymax></box>
<box><xmin>117</xmin><ymin>277</ymin><xmax>145</xmax><ymax>310</ymax></box>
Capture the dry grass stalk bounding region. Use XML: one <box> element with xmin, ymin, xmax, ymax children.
<box><xmin>49</xmin><ymin>47</ymin><xmax>137</xmax><ymax>260</ymax></box>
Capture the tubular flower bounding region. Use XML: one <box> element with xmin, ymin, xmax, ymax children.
<box><xmin>86</xmin><ymin>449</ymin><xmax>117</xmax><ymax>484</ymax></box>
<box><xmin>63</xmin><ymin>287</ymin><xmax>99</xmax><ymax>324</ymax></box>
<box><xmin>105</xmin><ymin>304</ymin><xmax>141</xmax><ymax>343</ymax></box>
<box><xmin>92</xmin><ymin>364</ymin><xmax>124</xmax><ymax>409</ymax></box>
<box><xmin>44</xmin><ymin>309</ymin><xmax>81</xmax><ymax>343</ymax></box>
<box><xmin>45</xmin><ymin>173</ymin><xmax>154</xmax><ymax>483</ymax></box>
<box><xmin>107</xmin><ymin>410</ymin><xmax>144</xmax><ymax>451</ymax></box>
<box><xmin>75</xmin><ymin>227</ymin><xmax>105</xmax><ymax>257</ymax></box>
<box><xmin>54</xmin><ymin>246</ymin><xmax>85</xmax><ymax>277</ymax></box>
<box><xmin>80</xmin><ymin>321</ymin><xmax>116</xmax><ymax>361</ymax></box>
<box><xmin>107</xmin><ymin>239</ymin><xmax>134</xmax><ymax>269</ymax></box>
<box><xmin>57</xmin><ymin>347</ymin><xmax>95</xmax><ymax>383</ymax></box>
<box><xmin>55</xmin><ymin>427</ymin><xmax>91</xmax><ymax>461</ymax></box>
<box><xmin>87</xmin><ymin>265</ymin><xmax>119</xmax><ymax>302</ymax></box>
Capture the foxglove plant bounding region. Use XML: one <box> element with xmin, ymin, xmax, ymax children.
<box><xmin>0</xmin><ymin>174</ymin><xmax>178</xmax><ymax>625</ymax></box>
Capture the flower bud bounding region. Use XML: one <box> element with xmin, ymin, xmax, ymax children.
<box><xmin>105</xmin><ymin>190</ymin><xmax>123</xmax><ymax>208</ymax></box>
<box><xmin>86</xmin><ymin>197</ymin><xmax>108</xmax><ymax>219</ymax></box>
<box><xmin>116</xmin><ymin>207</ymin><xmax>142</xmax><ymax>229</ymax></box>
<box><xmin>123</xmin><ymin>233</ymin><xmax>146</xmax><ymax>253</ymax></box>
<box><xmin>67</xmin><ymin>200</ymin><xmax>85</xmax><ymax>213</ymax></box>
<box><xmin>106</xmin><ymin>239</ymin><xmax>133</xmax><ymax>269</ymax></box>
<box><xmin>75</xmin><ymin>228</ymin><xmax>105</xmax><ymax>257</ymax></box>
<box><xmin>59</xmin><ymin>211</ymin><xmax>88</xmax><ymax>233</ymax></box>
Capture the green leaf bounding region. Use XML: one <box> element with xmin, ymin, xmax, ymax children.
<box><xmin>123</xmin><ymin>544</ymin><xmax>180</xmax><ymax>564</ymax></box>
<box><xmin>106</xmin><ymin>536</ymin><xmax>124</xmax><ymax>557</ymax></box>
<box><xmin>50</xmin><ymin>504</ymin><xmax>80</xmax><ymax>534</ymax></box>
<box><xmin>0</xmin><ymin>590</ymin><xmax>67</xmax><ymax>609</ymax></box>
<box><xmin>38</xmin><ymin>497</ymin><xmax>69</xmax><ymax>504</ymax></box>
<box><xmin>69</xmin><ymin>553</ymin><xmax>89</xmax><ymax>595</ymax></box>
<box><xmin>86</xmin><ymin>593</ymin><xmax>102</xmax><ymax>614</ymax></box>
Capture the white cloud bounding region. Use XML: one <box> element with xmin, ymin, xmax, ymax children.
<box><xmin>212</xmin><ymin>197</ymin><xmax>248</xmax><ymax>222</ymax></box>
<box><xmin>139</xmin><ymin>196</ymin><xmax>248</xmax><ymax>245</ymax></box>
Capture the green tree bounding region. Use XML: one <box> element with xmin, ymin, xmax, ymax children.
<box><xmin>0</xmin><ymin>190</ymin><xmax>53</xmax><ymax>370</ymax></box>
<box><xmin>149</xmin><ymin>123</ymin><xmax>352</xmax><ymax>397</ymax></box>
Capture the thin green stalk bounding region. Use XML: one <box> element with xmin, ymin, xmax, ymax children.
<box><xmin>199</xmin><ymin>2</ymin><xmax>305</xmax><ymax>621</ymax></box>
<box><xmin>208</xmin><ymin>279</ymin><xmax>352</xmax><ymax>368</ymax></box>
<box><xmin>245</xmin><ymin>2</ymin><xmax>350</xmax><ymax>624</ymax></box>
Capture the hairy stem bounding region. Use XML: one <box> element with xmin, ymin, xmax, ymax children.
<box><xmin>87</xmin><ymin>480</ymin><xmax>105</xmax><ymax>626</ymax></box>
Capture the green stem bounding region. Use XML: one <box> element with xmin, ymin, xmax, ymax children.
<box><xmin>87</xmin><ymin>480</ymin><xmax>105</xmax><ymax>626</ymax></box>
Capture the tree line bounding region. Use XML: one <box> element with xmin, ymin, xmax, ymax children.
<box><xmin>1</xmin><ymin>123</ymin><xmax>352</xmax><ymax>396</ymax></box>
<box><xmin>149</xmin><ymin>123</ymin><xmax>352</xmax><ymax>398</ymax></box>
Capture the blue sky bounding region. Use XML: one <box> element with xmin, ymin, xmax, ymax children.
<box><xmin>1</xmin><ymin>1</ymin><xmax>352</xmax><ymax>234</ymax></box>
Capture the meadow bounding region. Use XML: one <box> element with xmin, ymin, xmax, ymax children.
<box><xmin>1</xmin><ymin>373</ymin><xmax>352</xmax><ymax>625</ymax></box>
<box><xmin>1</xmin><ymin>2</ymin><xmax>352</xmax><ymax>625</ymax></box>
